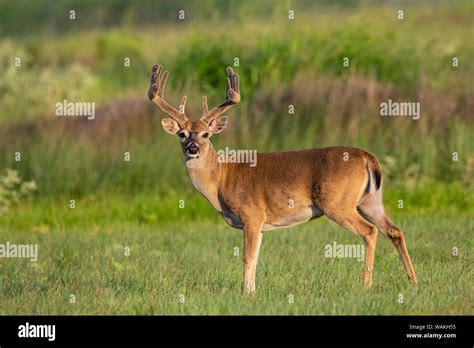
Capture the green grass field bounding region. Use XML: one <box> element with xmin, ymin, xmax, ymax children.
<box><xmin>0</xmin><ymin>192</ymin><xmax>472</xmax><ymax>315</ymax></box>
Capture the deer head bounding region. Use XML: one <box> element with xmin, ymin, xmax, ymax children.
<box><xmin>148</xmin><ymin>64</ymin><xmax>240</xmax><ymax>161</ymax></box>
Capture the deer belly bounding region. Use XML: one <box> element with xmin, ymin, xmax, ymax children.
<box><xmin>221</xmin><ymin>209</ymin><xmax>244</xmax><ymax>229</ymax></box>
<box><xmin>262</xmin><ymin>205</ymin><xmax>323</xmax><ymax>231</ymax></box>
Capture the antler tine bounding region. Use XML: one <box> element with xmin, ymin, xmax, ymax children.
<box><xmin>201</xmin><ymin>67</ymin><xmax>241</xmax><ymax>124</ymax></box>
<box><xmin>148</xmin><ymin>63</ymin><xmax>188</xmax><ymax>126</ymax></box>
<box><xmin>202</xmin><ymin>95</ymin><xmax>209</xmax><ymax>114</ymax></box>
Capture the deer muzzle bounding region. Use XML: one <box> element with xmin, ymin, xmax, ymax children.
<box><xmin>186</xmin><ymin>142</ymin><xmax>200</xmax><ymax>155</ymax></box>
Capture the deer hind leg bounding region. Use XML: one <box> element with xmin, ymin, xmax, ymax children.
<box><xmin>326</xmin><ymin>209</ymin><xmax>379</xmax><ymax>288</ymax></box>
<box><xmin>358</xmin><ymin>193</ymin><xmax>418</xmax><ymax>285</ymax></box>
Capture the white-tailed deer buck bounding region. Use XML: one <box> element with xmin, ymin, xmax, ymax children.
<box><xmin>148</xmin><ymin>64</ymin><xmax>418</xmax><ymax>294</ymax></box>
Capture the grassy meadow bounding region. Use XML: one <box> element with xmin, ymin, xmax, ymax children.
<box><xmin>0</xmin><ymin>0</ymin><xmax>473</xmax><ymax>315</ymax></box>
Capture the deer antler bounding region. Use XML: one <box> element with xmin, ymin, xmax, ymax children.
<box><xmin>201</xmin><ymin>67</ymin><xmax>241</xmax><ymax>124</ymax></box>
<box><xmin>148</xmin><ymin>64</ymin><xmax>188</xmax><ymax>126</ymax></box>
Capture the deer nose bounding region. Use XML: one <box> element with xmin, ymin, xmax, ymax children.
<box><xmin>187</xmin><ymin>143</ymin><xmax>199</xmax><ymax>154</ymax></box>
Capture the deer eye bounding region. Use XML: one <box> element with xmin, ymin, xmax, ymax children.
<box><xmin>178</xmin><ymin>132</ymin><xmax>186</xmax><ymax>138</ymax></box>
<box><xmin>201</xmin><ymin>132</ymin><xmax>209</xmax><ymax>138</ymax></box>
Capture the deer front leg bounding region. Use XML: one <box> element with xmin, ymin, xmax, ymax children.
<box><xmin>242</xmin><ymin>214</ymin><xmax>265</xmax><ymax>295</ymax></box>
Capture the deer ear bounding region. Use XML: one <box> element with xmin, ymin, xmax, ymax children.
<box><xmin>161</xmin><ymin>118</ymin><xmax>180</xmax><ymax>134</ymax></box>
<box><xmin>210</xmin><ymin>116</ymin><xmax>228</xmax><ymax>134</ymax></box>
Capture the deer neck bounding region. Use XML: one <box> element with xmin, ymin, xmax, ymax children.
<box><xmin>184</xmin><ymin>143</ymin><xmax>223</xmax><ymax>212</ymax></box>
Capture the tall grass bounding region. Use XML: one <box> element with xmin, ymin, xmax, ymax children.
<box><xmin>0</xmin><ymin>2</ymin><xmax>472</xmax><ymax>202</ymax></box>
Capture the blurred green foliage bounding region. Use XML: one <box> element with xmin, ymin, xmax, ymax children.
<box><xmin>0</xmin><ymin>169</ymin><xmax>36</xmax><ymax>215</ymax></box>
<box><xmin>0</xmin><ymin>0</ymin><xmax>472</xmax><ymax>207</ymax></box>
<box><xmin>0</xmin><ymin>0</ymin><xmax>363</xmax><ymax>36</ymax></box>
